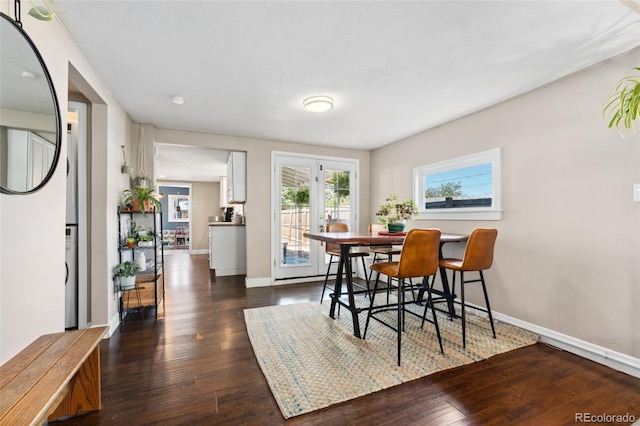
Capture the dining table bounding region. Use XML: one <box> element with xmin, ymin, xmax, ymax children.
<box><xmin>303</xmin><ymin>229</ymin><xmax>469</xmax><ymax>338</ymax></box>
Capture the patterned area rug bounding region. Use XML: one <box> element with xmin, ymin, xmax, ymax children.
<box><xmin>244</xmin><ymin>297</ymin><xmax>538</xmax><ymax>419</ymax></box>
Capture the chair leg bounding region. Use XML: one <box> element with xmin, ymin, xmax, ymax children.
<box><xmin>401</xmin><ymin>278</ymin><xmax>406</xmax><ymax>332</ymax></box>
<box><xmin>449</xmin><ymin>270</ymin><xmax>456</xmax><ymax>320</ymax></box>
<box><xmin>461</xmin><ymin>271</ymin><xmax>467</xmax><ymax>348</ymax></box>
<box><xmin>363</xmin><ymin>271</ymin><xmax>381</xmax><ymax>339</ymax></box>
<box><xmin>421</xmin><ymin>275</ymin><xmax>444</xmax><ymax>354</ymax></box>
<box><xmin>367</xmin><ymin>252</ymin><xmax>379</xmax><ymax>284</ymax></box>
<box><xmin>360</xmin><ymin>256</ymin><xmax>371</xmax><ymax>298</ymax></box>
<box><xmin>479</xmin><ymin>270</ymin><xmax>496</xmax><ymax>339</ymax></box>
<box><xmin>320</xmin><ymin>255</ymin><xmax>335</xmax><ymax>303</ymax></box>
<box><xmin>397</xmin><ymin>278</ymin><xmax>404</xmax><ymax>366</ymax></box>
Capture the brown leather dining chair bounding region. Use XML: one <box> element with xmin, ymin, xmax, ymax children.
<box><xmin>364</xmin><ymin>228</ymin><xmax>443</xmax><ymax>366</ymax></box>
<box><xmin>439</xmin><ymin>228</ymin><xmax>498</xmax><ymax>348</ymax></box>
<box><xmin>320</xmin><ymin>222</ymin><xmax>371</xmax><ymax>303</ymax></box>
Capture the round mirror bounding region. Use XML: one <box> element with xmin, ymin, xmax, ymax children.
<box><xmin>0</xmin><ymin>12</ymin><xmax>61</xmax><ymax>194</ymax></box>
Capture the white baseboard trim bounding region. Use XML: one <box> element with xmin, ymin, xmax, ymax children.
<box><xmin>490</xmin><ymin>309</ymin><xmax>640</xmax><ymax>379</ymax></box>
<box><xmin>107</xmin><ymin>314</ymin><xmax>121</xmax><ymax>337</ymax></box>
<box><xmin>190</xmin><ymin>249</ymin><xmax>208</xmax><ymax>255</ymax></box>
<box><xmin>246</xmin><ymin>277</ymin><xmax>273</xmax><ymax>288</ymax></box>
<box><xmin>249</xmin><ymin>275</ymin><xmax>330</xmax><ymax>287</ymax></box>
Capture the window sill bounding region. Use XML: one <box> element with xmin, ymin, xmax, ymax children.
<box><xmin>417</xmin><ymin>208</ymin><xmax>502</xmax><ymax>221</ymax></box>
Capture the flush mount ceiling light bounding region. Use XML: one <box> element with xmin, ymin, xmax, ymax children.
<box><xmin>172</xmin><ymin>96</ymin><xmax>184</xmax><ymax>105</ymax></box>
<box><xmin>303</xmin><ymin>96</ymin><xmax>333</xmax><ymax>113</ymax></box>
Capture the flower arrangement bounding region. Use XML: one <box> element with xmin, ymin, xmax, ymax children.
<box><xmin>375</xmin><ymin>194</ymin><xmax>418</xmax><ymax>225</ymax></box>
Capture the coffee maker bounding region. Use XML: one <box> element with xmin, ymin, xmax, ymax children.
<box><xmin>223</xmin><ymin>206</ymin><xmax>234</xmax><ymax>222</ymax></box>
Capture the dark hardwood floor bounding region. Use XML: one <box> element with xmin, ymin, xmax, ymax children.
<box><xmin>60</xmin><ymin>254</ymin><xmax>640</xmax><ymax>425</ymax></box>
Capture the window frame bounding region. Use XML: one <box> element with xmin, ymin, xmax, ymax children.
<box><xmin>412</xmin><ymin>147</ymin><xmax>502</xmax><ymax>221</ymax></box>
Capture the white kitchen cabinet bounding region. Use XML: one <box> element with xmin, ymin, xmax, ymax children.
<box><xmin>209</xmin><ymin>224</ymin><xmax>246</xmax><ymax>276</ymax></box>
<box><xmin>6</xmin><ymin>129</ymin><xmax>55</xmax><ymax>192</ymax></box>
<box><xmin>219</xmin><ymin>175</ymin><xmax>228</xmax><ymax>207</ymax></box>
<box><xmin>226</xmin><ymin>151</ymin><xmax>246</xmax><ymax>203</ymax></box>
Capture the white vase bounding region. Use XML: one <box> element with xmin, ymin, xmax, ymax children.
<box><xmin>136</xmin><ymin>252</ymin><xmax>146</xmax><ymax>271</ymax></box>
<box><xmin>120</xmin><ymin>275</ymin><xmax>136</xmax><ymax>290</ymax></box>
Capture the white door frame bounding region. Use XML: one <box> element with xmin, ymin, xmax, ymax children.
<box><xmin>271</xmin><ymin>151</ymin><xmax>360</xmax><ymax>282</ymax></box>
<box><xmin>69</xmin><ymin>101</ymin><xmax>89</xmax><ymax>329</ymax></box>
<box><xmin>157</xmin><ymin>182</ymin><xmax>193</xmax><ymax>254</ymax></box>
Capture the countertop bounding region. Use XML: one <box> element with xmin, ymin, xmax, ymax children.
<box><xmin>208</xmin><ymin>222</ymin><xmax>245</xmax><ymax>226</ymax></box>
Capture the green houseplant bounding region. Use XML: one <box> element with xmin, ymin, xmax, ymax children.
<box><xmin>122</xmin><ymin>186</ymin><xmax>162</xmax><ymax>213</ymax></box>
<box><xmin>375</xmin><ymin>194</ymin><xmax>418</xmax><ymax>232</ymax></box>
<box><xmin>113</xmin><ymin>261</ymin><xmax>141</xmax><ymax>290</ymax></box>
<box><xmin>602</xmin><ymin>66</ymin><xmax>640</xmax><ymax>135</ymax></box>
<box><xmin>137</xmin><ymin>232</ymin><xmax>155</xmax><ymax>247</ymax></box>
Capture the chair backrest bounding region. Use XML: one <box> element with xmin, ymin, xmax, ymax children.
<box><xmin>369</xmin><ymin>223</ymin><xmax>385</xmax><ymax>235</ymax></box>
<box><xmin>325</xmin><ymin>222</ymin><xmax>348</xmax><ymax>253</ymax></box>
<box><xmin>461</xmin><ymin>228</ymin><xmax>498</xmax><ymax>271</ymax></box>
<box><xmin>396</xmin><ymin>229</ymin><xmax>441</xmax><ymax>278</ymax></box>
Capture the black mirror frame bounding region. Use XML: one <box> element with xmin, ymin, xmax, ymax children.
<box><xmin>0</xmin><ymin>11</ymin><xmax>62</xmax><ymax>195</ymax></box>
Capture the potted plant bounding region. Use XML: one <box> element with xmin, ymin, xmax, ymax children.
<box><xmin>122</xmin><ymin>186</ymin><xmax>162</xmax><ymax>213</ymax></box>
<box><xmin>602</xmin><ymin>66</ymin><xmax>640</xmax><ymax>136</ymax></box>
<box><xmin>126</xmin><ymin>219</ymin><xmax>137</xmax><ymax>248</ymax></box>
<box><xmin>375</xmin><ymin>194</ymin><xmax>418</xmax><ymax>233</ymax></box>
<box><xmin>137</xmin><ymin>233</ymin><xmax>155</xmax><ymax>247</ymax></box>
<box><xmin>113</xmin><ymin>261</ymin><xmax>141</xmax><ymax>290</ymax></box>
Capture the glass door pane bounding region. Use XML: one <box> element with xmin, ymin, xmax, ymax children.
<box><xmin>274</xmin><ymin>155</ymin><xmax>318</xmax><ymax>279</ymax></box>
<box><xmin>280</xmin><ymin>165</ymin><xmax>311</xmax><ymax>267</ymax></box>
<box><xmin>273</xmin><ymin>154</ymin><xmax>359</xmax><ymax>281</ymax></box>
<box><xmin>319</xmin><ymin>161</ymin><xmax>357</xmax><ymax>275</ymax></box>
<box><xmin>323</xmin><ymin>168</ymin><xmax>352</xmax><ymax>225</ymax></box>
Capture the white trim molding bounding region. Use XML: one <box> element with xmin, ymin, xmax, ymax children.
<box><xmin>245</xmin><ymin>277</ymin><xmax>272</xmax><ymax>288</ymax></box>
<box><xmin>413</xmin><ymin>147</ymin><xmax>502</xmax><ymax>221</ymax></box>
<box><xmin>488</xmin><ymin>308</ymin><xmax>640</xmax><ymax>378</ymax></box>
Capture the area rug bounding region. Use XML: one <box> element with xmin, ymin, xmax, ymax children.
<box><xmin>244</xmin><ymin>297</ymin><xmax>538</xmax><ymax>419</ymax></box>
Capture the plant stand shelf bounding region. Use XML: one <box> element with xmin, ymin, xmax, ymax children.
<box><xmin>117</xmin><ymin>208</ymin><xmax>165</xmax><ymax>323</ymax></box>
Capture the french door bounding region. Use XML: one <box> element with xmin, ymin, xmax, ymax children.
<box><xmin>273</xmin><ymin>153</ymin><xmax>359</xmax><ymax>280</ymax></box>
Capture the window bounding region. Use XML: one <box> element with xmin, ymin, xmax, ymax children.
<box><xmin>413</xmin><ymin>148</ymin><xmax>502</xmax><ymax>220</ymax></box>
<box><xmin>168</xmin><ymin>194</ymin><xmax>189</xmax><ymax>222</ymax></box>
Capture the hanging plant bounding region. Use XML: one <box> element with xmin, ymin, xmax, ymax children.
<box><xmin>134</xmin><ymin>125</ymin><xmax>150</xmax><ymax>187</ymax></box>
<box><xmin>602</xmin><ymin>66</ymin><xmax>640</xmax><ymax>136</ymax></box>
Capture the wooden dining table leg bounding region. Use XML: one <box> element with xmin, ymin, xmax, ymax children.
<box><xmin>329</xmin><ymin>244</ymin><xmax>362</xmax><ymax>338</ymax></box>
<box><xmin>342</xmin><ymin>244</ymin><xmax>362</xmax><ymax>338</ymax></box>
<box><xmin>437</xmin><ymin>243</ymin><xmax>457</xmax><ymax>316</ymax></box>
<box><xmin>417</xmin><ymin>242</ymin><xmax>457</xmax><ymax>317</ymax></box>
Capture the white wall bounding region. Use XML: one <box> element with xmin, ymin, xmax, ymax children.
<box><xmin>152</xmin><ymin>127</ymin><xmax>371</xmax><ymax>280</ymax></box>
<box><xmin>0</xmin><ymin>4</ymin><xmax>133</xmax><ymax>363</ymax></box>
<box><xmin>191</xmin><ymin>181</ymin><xmax>217</xmax><ymax>252</ymax></box>
<box><xmin>370</xmin><ymin>48</ymin><xmax>640</xmax><ymax>359</ymax></box>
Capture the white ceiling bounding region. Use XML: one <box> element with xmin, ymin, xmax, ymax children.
<box><xmin>55</xmin><ymin>1</ymin><xmax>640</xmax><ymax>181</ymax></box>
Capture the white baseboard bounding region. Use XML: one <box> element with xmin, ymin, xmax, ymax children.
<box><xmin>489</xmin><ymin>309</ymin><xmax>640</xmax><ymax>379</ymax></box>
<box><xmin>246</xmin><ymin>277</ymin><xmax>272</xmax><ymax>288</ymax></box>
<box><xmin>107</xmin><ymin>314</ymin><xmax>121</xmax><ymax>337</ymax></box>
<box><xmin>190</xmin><ymin>249</ymin><xmax>208</xmax><ymax>255</ymax></box>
